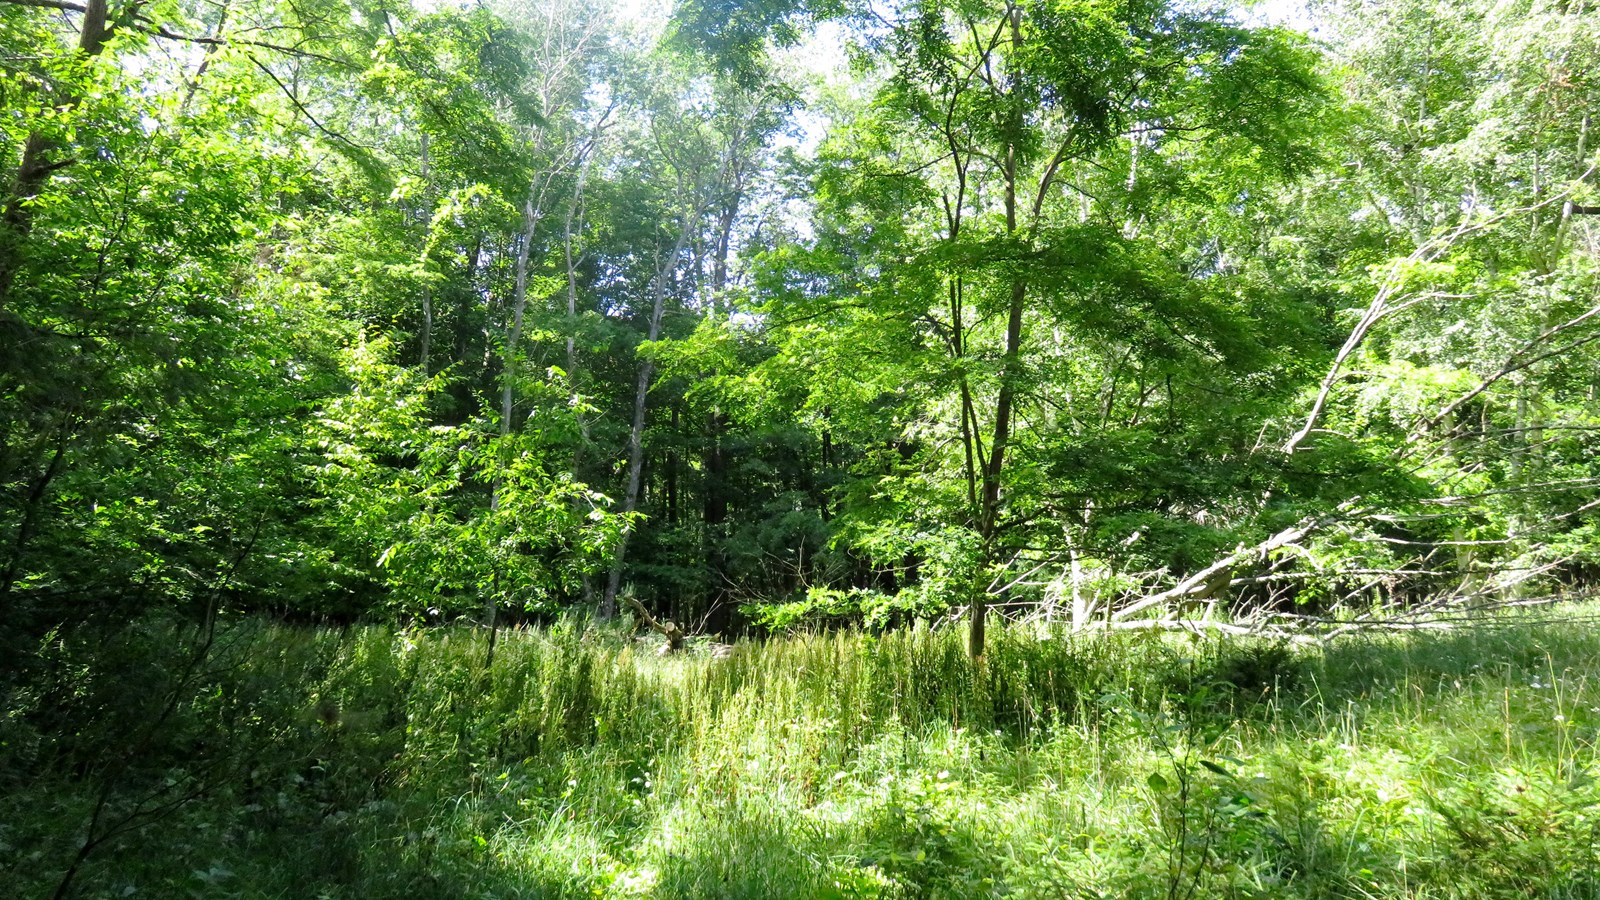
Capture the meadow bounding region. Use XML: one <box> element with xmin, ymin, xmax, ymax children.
<box><xmin>5</xmin><ymin>608</ymin><xmax>1600</xmax><ymax>899</ymax></box>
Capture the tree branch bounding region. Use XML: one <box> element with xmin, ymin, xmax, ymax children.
<box><xmin>247</xmin><ymin>53</ymin><xmax>366</xmax><ymax>151</ymax></box>
<box><xmin>1111</xmin><ymin>513</ymin><xmax>1347</xmax><ymax>621</ymax></box>
<box><xmin>0</xmin><ymin>0</ymin><xmax>83</xmax><ymax>9</ymax></box>
<box><xmin>0</xmin><ymin>0</ymin><xmax>352</xmax><ymax>66</ymax></box>
<box><xmin>1413</xmin><ymin>302</ymin><xmax>1600</xmax><ymax>436</ymax></box>
<box><xmin>1284</xmin><ymin>165</ymin><xmax>1600</xmax><ymax>453</ymax></box>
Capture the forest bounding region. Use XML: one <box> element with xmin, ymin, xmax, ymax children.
<box><xmin>5</xmin><ymin>0</ymin><xmax>1600</xmax><ymax>895</ymax></box>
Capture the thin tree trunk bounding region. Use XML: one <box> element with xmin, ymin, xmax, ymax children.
<box><xmin>487</xmin><ymin>196</ymin><xmax>540</xmax><ymax>662</ymax></box>
<box><xmin>0</xmin><ymin>418</ymin><xmax>70</xmax><ymax>610</ymax></box>
<box><xmin>601</xmin><ymin>108</ymin><xmax>733</xmax><ymax>621</ymax></box>
<box><xmin>562</xmin><ymin>156</ymin><xmax>596</xmax><ymax>606</ymax></box>
<box><xmin>701</xmin><ymin>183</ymin><xmax>740</xmax><ymax>623</ymax></box>
<box><xmin>563</xmin><ymin>152</ymin><xmax>596</xmax><ymax>392</ymax></box>
<box><xmin>419</xmin><ymin>134</ymin><xmax>433</xmax><ymax>373</ymax></box>
<box><xmin>972</xmin><ymin>278</ymin><xmax>1025</xmax><ymax>657</ymax></box>
<box><xmin>604</xmin><ymin>226</ymin><xmax>697</xmax><ymax>617</ymax></box>
<box><xmin>970</xmin><ymin>0</ymin><xmax>1029</xmax><ymax>658</ymax></box>
<box><xmin>667</xmin><ymin>403</ymin><xmax>679</xmax><ymax>526</ymax></box>
<box><xmin>179</xmin><ymin>1</ymin><xmax>229</xmax><ymax>113</ymax></box>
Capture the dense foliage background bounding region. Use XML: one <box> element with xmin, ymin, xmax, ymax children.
<box><xmin>4</xmin><ymin>0</ymin><xmax>1600</xmax><ymax>643</ymax></box>
<box><xmin>6</xmin><ymin>1</ymin><xmax>1600</xmax><ymax>896</ymax></box>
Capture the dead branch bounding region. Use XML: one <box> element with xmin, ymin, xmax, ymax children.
<box><xmin>1419</xmin><ymin>477</ymin><xmax>1600</xmax><ymax>505</ymax></box>
<box><xmin>1111</xmin><ymin>516</ymin><xmax>1329</xmax><ymax>621</ymax></box>
<box><xmin>1108</xmin><ymin>591</ymin><xmax>1600</xmax><ymax>643</ymax></box>
<box><xmin>1111</xmin><ymin>618</ymin><xmax>1268</xmax><ymax>636</ymax></box>
<box><xmin>1284</xmin><ymin>167</ymin><xmax>1600</xmax><ymax>454</ymax></box>
<box><xmin>1225</xmin><ymin>568</ymin><xmax>1454</xmax><ymax>585</ymax></box>
<box><xmin>1413</xmin><ymin>302</ymin><xmax>1600</xmax><ymax>438</ymax></box>
<box><xmin>622</xmin><ymin>592</ymin><xmax>686</xmax><ymax>653</ymax></box>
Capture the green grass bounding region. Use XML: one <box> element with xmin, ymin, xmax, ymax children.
<box><xmin>6</xmin><ymin>608</ymin><xmax>1600</xmax><ymax>898</ymax></box>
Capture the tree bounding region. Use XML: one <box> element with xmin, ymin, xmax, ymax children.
<box><xmin>0</xmin><ymin>0</ymin><xmax>359</xmax><ymax>623</ymax></box>
<box><xmin>595</xmin><ymin>55</ymin><xmax>791</xmax><ymax>620</ymax></box>
<box><xmin>1266</xmin><ymin>0</ymin><xmax>1600</xmax><ymax>602</ymax></box>
<box><xmin>756</xmin><ymin>0</ymin><xmax>1327</xmax><ymax>652</ymax></box>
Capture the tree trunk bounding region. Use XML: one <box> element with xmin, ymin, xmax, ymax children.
<box><xmin>603</xmin><ymin>226</ymin><xmax>697</xmax><ymax>617</ymax></box>
<box><xmin>562</xmin><ymin>155</ymin><xmax>596</xmax><ymax>606</ymax></box>
<box><xmin>487</xmin><ymin>196</ymin><xmax>540</xmax><ymax>659</ymax></box>
<box><xmin>418</xmin><ymin>134</ymin><xmax>433</xmax><ymax>373</ymax></box>
<box><xmin>667</xmin><ymin>403</ymin><xmax>679</xmax><ymax>526</ymax></box>
<box><xmin>701</xmin><ymin>182</ymin><xmax>741</xmax><ymax>627</ymax></box>
<box><xmin>563</xmin><ymin>159</ymin><xmax>591</xmax><ymax>394</ymax></box>
<box><xmin>0</xmin><ymin>0</ymin><xmax>113</xmax><ymax>312</ymax></box>
<box><xmin>971</xmin><ymin>2</ymin><xmax>1029</xmax><ymax>658</ymax></box>
<box><xmin>0</xmin><ymin>419</ymin><xmax>71</xmax><ymax>610</ymax></box>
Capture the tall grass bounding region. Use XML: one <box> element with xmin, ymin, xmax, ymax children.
<box><xmin>5</xmin><ymin>609</ymin><xmax>1600</xmax><ymax>898</ymax></box>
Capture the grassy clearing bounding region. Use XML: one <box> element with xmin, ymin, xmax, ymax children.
<box><xmin>5</xmin><ymin>609</ymin><xmax>1600</xmax><ymax>898</ymax></box>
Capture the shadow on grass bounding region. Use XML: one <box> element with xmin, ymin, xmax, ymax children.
<box><xmin>1304</xmin><ymin>616</ymin><xmax>1600</xmax><ymax>699</ymax></box>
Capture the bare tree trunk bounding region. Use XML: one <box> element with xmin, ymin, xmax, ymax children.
<box><xmin>562</xmin><ymin>156</ymin><xmax>596</xmax><ymax>606</ymax></box>
<box><xmin>701</xmin><ymin>181</ymin><xmax>741</xmax><ymax>627</ymax></box>
<box><xmin>603</xmin><ymin>226</ymin><xmax>698</xmax><ymax>617</ymax></box>
<box><xmin>486</xmin><ymin>196</ymin><xmax>540</xmax><ymax>663</ymax></box>
<box><xmin>419</xmin><ymin>134</ymin><xmax>434</xmax><ymax>373</ymax></box>
<box><xmin>563</xmin><ymin>169</ymin><xmax>587</xmax><ymax>396</ymax></box>
<box><xmin>970</xmin><ymin>1</ymin><xmax>1028</xmax><ymax>658</ymax></box>
<box><xmin>667</xmin><ymin>403</ymin><xmax>680</xmax><ymax>526</ymax></box>
<box><xmin>599</xmin><ymin>96</ymin><xmax>744</xmax><ymax>622</ymax></box>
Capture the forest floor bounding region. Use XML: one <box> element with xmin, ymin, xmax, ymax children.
<box><xmin>6</xmin><ymin>605</ymin><xmax>1600</xmax><ymax>898</ymax></box>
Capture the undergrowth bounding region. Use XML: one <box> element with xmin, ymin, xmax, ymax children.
<box><xmin>4</xmin><ymin>608</ymin><xmax>1600</xmax><ymax>898</ymax></box>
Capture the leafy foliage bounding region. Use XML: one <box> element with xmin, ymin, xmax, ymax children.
<box><xmin>3</xmin><ymin>0</ymin><xmax>1600</xmax><ymax>722</ymax></box>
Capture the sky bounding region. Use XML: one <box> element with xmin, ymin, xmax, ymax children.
<box><xmin>1248</xmin><ymin>0</ymin><xmax>1318</xmax><ymax>30</ymax></box>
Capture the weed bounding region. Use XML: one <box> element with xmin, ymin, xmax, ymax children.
<box><xmin>5</xmin><ymin>607</ymin><xmax>1600</xmax><ymax>897</ymax></box>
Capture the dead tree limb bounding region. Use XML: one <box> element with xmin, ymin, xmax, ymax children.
<box><xmin>623</xmin><ymin>592</ymin><xmax>686</xmax><ymax>653</ymax></box>
<box><xmin>1112</xmin><ymin>517</ymin><xmax>1327</xmax><ymax>622</ymax></box>
<box><xmin>1284</xmin><ymin>168</ymin><xmax>1599</xmax><ymax>454</ymax></box>
<box><xmin>1412</xmin><ymin>302</ymin><xmax>1600</xmax><ymax>438</ymax></box>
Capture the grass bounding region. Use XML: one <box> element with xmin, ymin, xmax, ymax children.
<box><xmin>5</xmin><ymin>608</ymin><xmax>1600</xmax><ymax>898</ymax></box>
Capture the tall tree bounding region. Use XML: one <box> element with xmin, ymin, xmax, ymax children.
<box><xmin>597</xmin><ymin>60</ymin><xmax>785</xmax><ymax>618</ymax></box>
<box><xmin>756</xmin><ymin>0</ymin><xmax>1327</xmax><ymax>651</ymax></box>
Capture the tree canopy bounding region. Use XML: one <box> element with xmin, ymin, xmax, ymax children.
<box><xmin>2</xmin><ymin>0</ymin><xmax>1599</xmax><ymax>656</ymax></box>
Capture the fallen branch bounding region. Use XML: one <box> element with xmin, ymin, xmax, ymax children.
<box><xmin>1111</xmin><ymin>516</ymin><xmax>1329</xmax><ymax>621</ymax></box>
<box><xmin>1226</xmin><ymin>567</ymin><xmax>1454</xmax><ymax>584</ymax></box>
<box><xmin>1413</xmin><ymin>302</ymin><xmax>1600</xmax><ymax>439</ymax></box>
<box><xmin>622</xmin><ymin>592</ymin><xmax>686</xmax><ymax>653</ymax></box>
<box><xmin>1106</xmin><ymin>591</ymin><xmax>1600</xmax><ymax>642</ymax></box>
<box><xmin>1110</xmin><ymin>618</ymin><xmax>1269</xmax><ymax>636</ymax></box>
